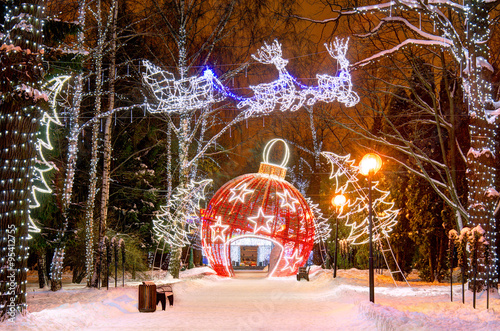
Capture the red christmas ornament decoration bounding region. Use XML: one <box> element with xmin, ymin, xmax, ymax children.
<box><xmin>201</xmin><ymin>139</ymin><xmax>315</xmax><ymax>277</ymax></box>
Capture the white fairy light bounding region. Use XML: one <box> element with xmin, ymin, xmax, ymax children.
<box><xmin>153</xmin><ymin>179</ymin><xmax>212</xmax><ymax>249</ymax></box>
<box><xmin>322</xmin><ymin>152</ymin><xmax>398</xmax><ymax>245</ymax></box>
<box><xmin>142</xmin><ymin>61</ymin><xmax>228</xmax><ymax>113</ymax></box>
<box><xmin>237</xmin><ymin>38</ymin><xmax>359</xmax><ymax>118</ymax></box>
<box><xmin>305</xmin><ymin>197</ymin><xmax>331</xmax><ymax>243</ymax></box>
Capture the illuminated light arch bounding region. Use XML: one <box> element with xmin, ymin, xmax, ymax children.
<box><xmin>201</xmin><ymin>139</ymin><xmax>315</xmax><ymax>277</ymax></box>
<box><xmin>224</xmin><ymin>235</ymin><xmax>285</xmax><ymax>277</ymax></box>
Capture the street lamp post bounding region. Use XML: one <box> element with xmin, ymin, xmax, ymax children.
<box><xmin>332</xmin><ymin>194</ymin><xmax>346</xmax><ymax>279</ymax></box>
<box><xmin>359</xmin><ymin>153</ymin><xmax>382</xmax><ymax>303</ymax></box>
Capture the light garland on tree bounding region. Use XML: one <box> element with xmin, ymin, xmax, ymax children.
<box><xmin>152</xmin><ymin>179</ymin><xmax>212</xmax><ymax>249</ymax></box>
<box><xmin>237</xmin><ymin>39</ymin><xmax>359</xmax><ymax>118</ymax></box>
<box><xmin>0</xmin><ymin>76</ymin><xmax>54</xmax><ymax>238</ymax></box>
<box><xmin>0</xmin><ymin>1</ymin><xmax>46</xmax><ymax>318</ymax></box>
<box><xmin>463</xmin><ymin>0</ymin><xmax>498</xmax><ymax>287</ymax></box>
<box><xmin>322</xmin><ymin>152</ymin><xmax>398</xmax><ymax>245</ymax></box>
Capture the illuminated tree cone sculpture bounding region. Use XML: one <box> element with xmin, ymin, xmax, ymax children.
<box><xmin>201</xmin><ymin>139</ymin><xmax>315</xmax><ymax>277</ymax></box>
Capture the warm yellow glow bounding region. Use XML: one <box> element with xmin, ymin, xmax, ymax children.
<box><xmin>332</xmin><ymin>194</ymin><xmax>347</xmax><ymax>208</ymax></box>
<box><xmin>359</xmin><ymin>153</ymin><xmax>382</xmax><ymax>176</ymax></box>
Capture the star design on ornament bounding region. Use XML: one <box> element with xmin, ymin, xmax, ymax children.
<box><xmin>248</xmin><ymin>208</ymin><xmax>274</xmax><ymax>234</ymax></box>
<box><xmin>282</xmin><ymin>249</ymin><xmax>304</xmax><ymax>272</ymax></box>
<box><xmin>210</xmin><ymin>216</ymin><xmax>229</xmax><ymax>243</ymax></box>
<box><xmin>228</xmin><ymin>183</ymin><xmax>254</xmax><ymax>203</ymax></box>
<box><xmin>277</xmin><ymin>189</ymin><xmax>299</xmax><ymax>212</ymax></box>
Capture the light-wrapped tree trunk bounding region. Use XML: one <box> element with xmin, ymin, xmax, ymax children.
<box><xmin>0</xmin><ymin>0</ymin><xmax>46</xmax><ymax>319</ymax></box>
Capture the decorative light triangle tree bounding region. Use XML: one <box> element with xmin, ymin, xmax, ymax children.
<box><xmin>153</xmin><ymin>179</ymin><xmax>213</xmax><ymax>250</ymax></box>
<box><xmin>322</xmin><ymin>152</ymin><xmax>399</xmax><ymax>245</ymax></box>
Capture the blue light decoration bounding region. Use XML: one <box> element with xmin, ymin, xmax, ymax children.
<box><xmin>142</xmin><ymin>38</ymin><xmax>359</xmax><ymax>116</ymax></box>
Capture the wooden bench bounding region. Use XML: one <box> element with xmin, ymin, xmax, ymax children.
<box><xmin>156</xmin><ymin>284</ymin><xmax>174</xmax><ymax>310</ymax></box>
<box><xmin>142</xmin><ymin>281</ymin><xmax>174</xmax><ymax>311</ymax></box>
<box><xmin>296</xmin><ymin>266</ymin><xmax>310</xmax><ymax>281</ymax></box>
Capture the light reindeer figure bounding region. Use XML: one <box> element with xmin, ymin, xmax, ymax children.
<box><xmin>313</xmin><ymin>39</ymin><xmax>360</xmax><ymax>107</ymax></box>
<box><xmin>237</xmin><ymin>38</ymin><xmax>359</xmax><ymax>117</ymax></box>
<box><xmin>237</xmin><ymin>40</ymin><xmax>306</xmax><ymax>117</ymax></box>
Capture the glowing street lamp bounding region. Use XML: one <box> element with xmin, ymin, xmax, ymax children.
<box><xmin>359</xmin><ymin>153</ymin><xmax>382</xmax><ymax>177</ymax></box>
<box><xmin>331</xmin><ymin>194</ymin><xmax>346</xmax><ymax>278</ymax></box>
<box><xmin>359</xmin><ymin>153</ymin><xmax>382</xmax><ymax>303</ymax></box>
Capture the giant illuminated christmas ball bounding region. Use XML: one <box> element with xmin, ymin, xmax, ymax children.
<box><xmin>201</xmin><ymin>139</ymin><xmax>315</xmax><ymax>277</ymax></box>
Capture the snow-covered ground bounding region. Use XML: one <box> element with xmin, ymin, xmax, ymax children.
<box><xmin>3</xmin><ymin>267</ymin><xmax>500</xmax><ymax>330</ymax></box>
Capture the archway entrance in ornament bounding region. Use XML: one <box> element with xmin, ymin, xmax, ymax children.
<box><xmin>227</xmin><ymin>235</ymin><xmax>283</xmax><ymax>278</ymax></box>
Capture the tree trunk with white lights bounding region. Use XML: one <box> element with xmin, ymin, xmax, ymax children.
<box><xmin>0</xmin><ymin>0</ymin><xmax>46</xmax><ymax>319</ymax></box>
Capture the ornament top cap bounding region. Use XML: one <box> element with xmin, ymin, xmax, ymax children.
<box><xmin>259</xmin><ymin>138</ymin><xmax>289</xmax><ymax>179</ymax></box>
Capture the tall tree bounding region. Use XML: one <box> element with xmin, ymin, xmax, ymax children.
<box><xmin>296</xmin><ymin>0</ymin><xmax>499</xmax><ymax>289</ymax></box>
<box><xmin>87</xmin><ymin>0</ymin><xmax>118</xmax><ymax>288</ymax></box>
<box><xmin>45</xmin><ymin>0</ymin><xmax>88</xmax><ymax>292</ymax></box>
<box><xmin>0</xmin><ymin>0</ymin><xmax>46</xmax><ymax>319</ymax></box>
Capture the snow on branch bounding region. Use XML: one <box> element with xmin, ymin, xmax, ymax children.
<box><xmin>467</xmin><ymin>147</ymin><xmax>495</xmax><ymax>160</ymax></box>
<box><xmin>354</xmin><ymin>39</ymin><xmax>451</xmax><ymax>68</ymax></box>
<box><xmin>350</xmin><ymin>1</ymin><xmax>465</xmax><ymax>14</ymax></box>
<box><xmin>356</xmin><ymin>17</ymin><xmax>453</xmax><ymax>46</ymax></box>
<box><xmin>486</xmin><ymin>187</ymin><xmax>499</xmax><ymax>198</ymax></box>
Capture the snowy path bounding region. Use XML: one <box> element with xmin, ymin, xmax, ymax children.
<box><xmin>91</xmin><ymin>273</ymin><xmax>375</xmax><ymax>330</ymax></box>
<box><xmin>107</xmin><ymin>274</ymin><xmax>376</xmax><ymax>331</ymax></box>
<box><xmin>3</xmin><ymin>267</ymin><xmax>500</xmax><ymax>330</ymax></box>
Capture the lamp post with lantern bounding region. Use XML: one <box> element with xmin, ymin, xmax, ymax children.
<box><xmin>331</xmin><ymin>194</ymin><xmax>346</xmax><ymax>278</ymax></box>
<box><xmin>359</xmin><ymin>153</ymin><xmax>382</xmax><ymax>303</ymax></box>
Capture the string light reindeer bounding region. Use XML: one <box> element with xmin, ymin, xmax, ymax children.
<box><xmin>237</xmin><ymin>38</ymin><xmax>359</xmax><ymax>118</ymax></box>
